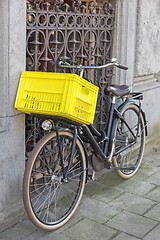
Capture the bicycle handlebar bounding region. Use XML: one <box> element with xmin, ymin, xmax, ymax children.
<box><xmin>115</xmin><ymin>63</ymin><xmax>128</xmax><ymax>70</ymax></box>
<box><xmin>58</xmin><ymin>59</ymin><xmax>128</xmax><ymax>71</ymax></box>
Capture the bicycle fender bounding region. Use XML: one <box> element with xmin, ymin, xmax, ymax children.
<box><xmin>141</xmin><ymin>109</ymin><xmax>148</xmax><ymax>136</ymax></box>
<box><xmin>109</xmin><ymin>101</ymin><xmax>147</xmax><ymax>151</ymax></box>
<box><xmin>119</xmin><ymin>102</ymin><xmax>147</xmax><ymax>137</ymax></box>
<box><xmin>118</xmin><ymin>100</ymin><xmax>135</xmax><ymax>112</ymax></box>
<box><xmin>109</xmin><ymin>101</ymin><xmax>134</xmax><ymax>147</ymax></box>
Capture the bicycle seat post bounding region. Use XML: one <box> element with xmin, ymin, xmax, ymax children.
<box><xmin>112</xmin><ymin>95</ymin><xmax>116</xmax><ymax>104</ymax></box>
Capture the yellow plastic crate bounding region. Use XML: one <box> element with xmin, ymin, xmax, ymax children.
<box><xmin>15</xmin><ymin>71</ymin><xmax>99</xmax><ymax>125</ymax></box>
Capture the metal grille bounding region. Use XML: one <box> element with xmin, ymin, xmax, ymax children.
<box><xmin>26</xmin><ymin>0</ymin><xmax>115</xmax><ymax>131</ymax></box>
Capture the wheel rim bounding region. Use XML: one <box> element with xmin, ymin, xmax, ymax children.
<box><xmin>114</xmin><ymin>106</ymin><xmax>145</xmax><ymax>176</ymax></box>
<box><xmin>28</xmin><ymin>133</ymin><xmax>85</xmax><ymax>226</ymax></box>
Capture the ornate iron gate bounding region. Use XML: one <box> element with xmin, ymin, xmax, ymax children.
<box><xmin>26</xmin><ymin>0</ymin><xmax>115</xmax><ymax>159</ymax></box>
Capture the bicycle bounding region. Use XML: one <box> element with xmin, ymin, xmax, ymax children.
<box><xmin>22</xmin><ymin>59</ymin><xmax>147</xmax><ymax>231</ymax></box>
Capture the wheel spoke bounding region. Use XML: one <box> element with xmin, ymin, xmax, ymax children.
<box><xmin>113</xmin><ymin>104</ymin><xmax>145</xmax><ymax>179</ymax></box>
<box><xmin>24</xmin><ymin>131</ymin><xmax>86</xmax><ymax>230</ymax></box>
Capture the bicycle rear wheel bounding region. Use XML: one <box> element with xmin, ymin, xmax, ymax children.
<box><xmin>23</xmin><ymin>131</ymin><xmax>86</xmax><ymax>231</ymax></box>
<box><xmin>112</xmin><ymin>103</ymin><xmax>145</xmax><ymax>179</ymax></box>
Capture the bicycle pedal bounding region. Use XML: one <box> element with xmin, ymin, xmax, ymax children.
<box><xmin>87</xmin><ymin>174</ymin><xmax>92</xmax><ymax>180</ymax></box>
<box><xmin>87</xmin><ymin>170</ymin><xmax>96</xmax><ymax>180</ymax></box>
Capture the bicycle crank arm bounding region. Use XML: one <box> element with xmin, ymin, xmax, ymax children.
<box><xmin>112</xmin><ymin>166</ymin><xmax>136</xmax><ymax>171</ymax></box>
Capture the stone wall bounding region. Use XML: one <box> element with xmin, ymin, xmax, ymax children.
<box><xmin>134</xmin><ymin>0</ymin><xmax>160</xmax><ymax>141</ymax></box>
<box><xmin>112</xmin><ymin>0</ymin><xmax>160</xmax><ymax>142</ymax></box>
<box><xmin>0</xmin><ymin>0</ymin><xmax>26</xmax><ymax>229</ymax></box>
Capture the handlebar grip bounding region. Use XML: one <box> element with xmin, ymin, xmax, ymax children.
<box><xmin>116</xmin><ymin>63</ymin><xmax>128</xmax><ymax>70</ymax></box>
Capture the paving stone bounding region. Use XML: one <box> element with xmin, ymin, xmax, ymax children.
<box><xmin>78</xmin><ymin>194</ymin><xmax>90</xmax><ymax>206</ymax></box>
<box><xmin>97</xmin><ymin>170</ymin><xmax>122</xmax><ymax>186</ymax></box>
<box><xmin>106</xmin><ymin>211</ymin><xmax>157</xmax><ymax>238</ymax></box>
<box><xmin>145</xmin><ymin>187</ymin><xmax>160</xmax><ymax>202</ymax></box>
<box><xmin>143</xmin><ymin>224</ymin><xmax>160</xmax><ymax>240</ymax></box>
<box><xmin>55</xmin><ymin>215</ymin><xmax>84</xmax><ymax>233</ymax></box>
<box><xmin>23</xmin><ymin>230</ymin><xmax>74</xmax><ymax>240</ymax></box>
<box><xmin>144</xmin><ymin>203</ymin><xmax>160</xmax><ymax>222</ymax></box>
<box><xmin>142</xmin><ymin>152</ymin><xmax>160</xmax><ymax>168</ymax></box>
<box><xmin>63</xmin><ymin>218</ymin><xmax>117</xmax><ymax>240</ymax></box>
<box><xmin>133</xmin><ymin>167</ymin><xmax>155</xmax><ymax>181</ymax></box>
<box><xmin>92</xmin><ymin>168</ymin><xmax>108</xmax><ymax>181</ymax></box>
<box><xmin>0</xmin><ymin>220</ymin><xmax>37</xmax><ymax>240</ymax></box>
<box><xmin>92</xmin><ymin>186</ymin><xmax>123</xmax><ymax>204</ymax></box>
<box><xmin>109</xmin><ymin>192</ymin><xmax>155</xmax><ymax>215</ymax></box>
<box><xmin>116</xmin><ymin>178</ymin><xmax>155</xmax><ymax>196</ymax></box>
<box><xmin>78</xmin><ymin>198</ymin><xmax>121</xmax><ymax>224</ymax></box>
<box><xmin>146</xmin><ymin>172</ymin><xmax>160</xmax><ymax>186</ymax></box>
<box><xmin>113</xmin><ymin>232</ymin><xmax>140</xmax><ymax>240</ymax></box>
<box><xmin>83</xmin><ymin>181</ymin><xmax>105</xmax><ymax>197</ymax></box>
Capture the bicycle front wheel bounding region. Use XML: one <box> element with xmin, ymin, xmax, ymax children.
<box><xmin>23</xmin><ymin>131</ymin><xmax>86</xmax><ymax>231</ymax></box>
<box><xmin>112</xmin><ymin>103</ymin><xmax>145</xmax><ymax>179</ymax></box>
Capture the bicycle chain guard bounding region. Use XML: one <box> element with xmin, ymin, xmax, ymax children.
<box><xmin>91</xmin><ymin>153</ymin><xmax>108</xmax><ymax>172</ymax></box>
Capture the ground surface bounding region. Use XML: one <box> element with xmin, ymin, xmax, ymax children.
<box><xmin>0</xmin><ymin>145</ymin><xmax>160</xmax><ymax>240</ymax></box>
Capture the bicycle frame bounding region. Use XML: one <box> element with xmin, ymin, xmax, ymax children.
<box><xmin>80</xmin><ymin>96</ymin><xmax>116</xmax><ymax>163</ymax></box>
<box><xmin>38</xmin><ymin>60</ymin><xmax>148</xmax><ymax>175</ymax></box>
<box><xmin>78</xmin><ymin>94</ymin><xmax>147</xmax><ymax>169</ymax></box>
<box><xmin>51</xmin><ymin>91</ymin><xmax>147</xmax><ymax>177</ymax></box>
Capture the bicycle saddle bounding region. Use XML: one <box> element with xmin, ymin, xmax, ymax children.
<box><xmin>105</xmin><ymin>84</ymin><xmax>130</xmax><ymax>97</ymax></box>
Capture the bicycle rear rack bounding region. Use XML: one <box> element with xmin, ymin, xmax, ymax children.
<box><xmin>128</xmin><ymin>92</ymin><xmax>143</xmax><ymax>100</ymax></box>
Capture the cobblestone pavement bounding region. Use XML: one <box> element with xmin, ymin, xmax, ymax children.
<box><xmin>0</xmin><ymin>145</ymin><xmax>160</xmax><ymax>240</ymax></box>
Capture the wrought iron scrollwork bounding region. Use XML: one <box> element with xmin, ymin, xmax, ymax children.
<box><xmin>26</xmin><ymin>0</ymin><xmax>115</xmax><ymax>154</ymax></box>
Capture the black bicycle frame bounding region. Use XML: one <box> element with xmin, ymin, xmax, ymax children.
<box><xmin>54</xmin><ymin>95</ymin><xmax>145</xmax><ymax>174</ymax></box>
<box><xmin>80</xmin><ymin>97</ymin><xmax>144</xmax><ymax>166</ymax></box>
<box><xmin>80</xmin><ymin>96</ymin><xmax>117</xmax><ymax>168</ymax></box>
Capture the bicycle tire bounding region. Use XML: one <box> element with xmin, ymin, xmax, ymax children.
<box><xmin>23</xmin><ymin>130</ymin><xmax>86</xmax><ymax>231</ymax></box>
<box><xmin>112</xmin><ymin>103</ymin><xmax>145</xmax><ymax>179</ymax></box>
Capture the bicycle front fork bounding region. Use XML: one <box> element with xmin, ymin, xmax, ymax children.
<box><xmin>55</xmin><ymin>124</ymin><xmax>78</xmax><ymax>181</ymax></box>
